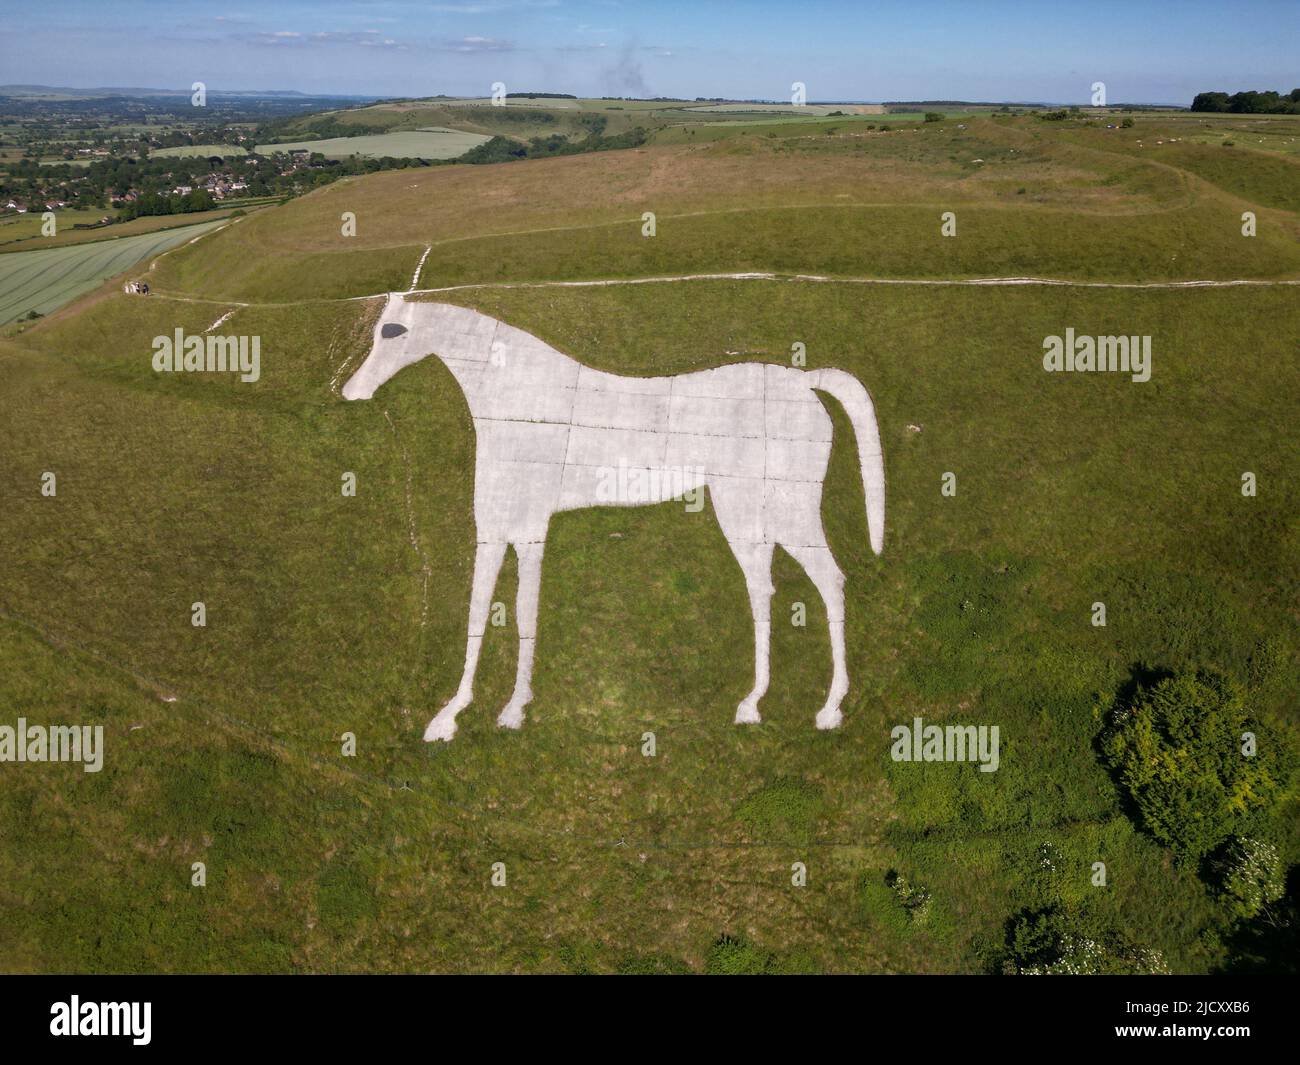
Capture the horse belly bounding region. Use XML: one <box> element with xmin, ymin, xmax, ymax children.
<box><xmin>558</xmin><ymin>424</ymin><xmax>701</xmax><ymax>510</ymax></box>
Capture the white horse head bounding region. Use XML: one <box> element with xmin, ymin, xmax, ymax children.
<box><xmin>341</xmin><ymin>294</ymin><xmax>498</xmax><ymax>400</ymax></box>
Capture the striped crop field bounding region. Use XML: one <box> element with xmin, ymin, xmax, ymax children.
<box><xmin>0</xmin><ymin>218</ymin><xmax>229</xmax><ymax>323</ymax></box>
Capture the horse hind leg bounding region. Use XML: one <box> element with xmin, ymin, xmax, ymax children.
<box><xmin>731</xmin><ymin>541</ymin><xmax>775</xmax><ymax>724</ymax></box>
<box><xmin>783</xmin><ymin>540</ymin><xmax>848</xmax><ymax>730</ymax></box>
<box><xmin>497</xmin><ymin>540</ymin><xmax>544</xmax><ymax>730</ymax></box>
<box><xmin>708</xmin><ymin>479</ymin><xmax>773</xmax><ymax>725</ymax></box>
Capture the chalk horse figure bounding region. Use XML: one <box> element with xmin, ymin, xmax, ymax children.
<box><xmin>343</xmin><ymin>294</ymin><xmax>886</xmax><ymax>742</ymax></box>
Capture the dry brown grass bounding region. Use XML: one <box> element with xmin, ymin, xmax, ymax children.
<box><xmin>213</xmin><ymin>121</ymin><xmax>1195</xmax><ymax>262</ymax></box>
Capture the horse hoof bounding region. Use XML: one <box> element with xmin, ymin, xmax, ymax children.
<box><xmin>424</xmin><ymin>716</ymin><xmax>458</xmax><ymax>743</ymax></box>
<box><xmin>735</xmin><ymin>700</ymin><xmax>762</xmax><ymax>724</ymax></box>
<box><xmin>815</xmin><ymin>707</ymin><xmax>843</xmax><ymax>731</ymax></box>
<box><xmin>497</xmin><ymin>705</ymin><xmax>526</xmax><ymax>730</ymax></box>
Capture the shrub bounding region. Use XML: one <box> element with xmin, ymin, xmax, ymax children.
<box><xmin>885</xmin><ymin>869</ymin><xmax>932</xmax><ymax>923</ymax></box>
<box><xmin>460</xmin><ymin>136</ymin><xmax>528</xmax><ymax>165</ymax></box>
<box><xmin>705</xmin><ymin>934</ymin><xmax>772</xmax><ymax>975</ymax></box>
<box><xmin>1002</xmin><ymin>906</ymin><xmax>1168</xmax><ymax>975</ymax></box>
<box><xmin>734</xmin><ymin>778</ymin><xmax>822</xmax><ymax>838</ymax></box>
<box><xmin>1213</xmin><ymin>836</ymin><xmax>1285</xmax><ymax>920</ymax></box>
<box><xmin>1101</xmin><ymin>671</ymin><xmax>1289</xmax><ymax>863</ymax></box>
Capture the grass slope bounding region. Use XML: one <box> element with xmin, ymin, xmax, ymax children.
<box><xmin>0</xmin><ymin>113</ymin><xmax>1296</xmax><ymax>973</ymax></box>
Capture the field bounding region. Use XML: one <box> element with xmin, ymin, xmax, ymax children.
<box><xmin>255</xmin><ymin>129</ymin><xmax>491</xmax><ymax>160</ymax></box>
<box><xmin>151</xmin><ymin>144</ymin><xmax>249</xmax><ymax>159</ymax></box>
<box><xmin>0</xmin><ymin>206</ymin><xmax>117</xmax><ymax>244</ymax></box>
<box><xmin>0</xmin><ymin>206</ymin><xmax>264</xmax><ymax>255</ymax></box>
<box><xmin>0</xmin><ymin>110</ymin><xmax>1296</xmax><ymax>974</ymax></box>
<box><xmin>264</xmin><ymin>96</ymin><xmax>944</xmax><ymax>151</ymax></box>
<box><xmin>0</xmin><ymin>217</ymin><xmax>230</xmax><ymax>322</ymax></box>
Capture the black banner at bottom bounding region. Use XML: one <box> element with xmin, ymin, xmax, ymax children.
<box><xmin>0</xmin><ymin>974</ymin><xmax>1291</xmax><ymax>1052</ymax></box>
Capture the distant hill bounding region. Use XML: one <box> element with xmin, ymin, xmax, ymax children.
<box><xmin>0</xmin><ymin>85</ymin><xmax>374</xmax><ymax>100</ymax></box>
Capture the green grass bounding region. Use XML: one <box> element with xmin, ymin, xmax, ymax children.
<box><xmin>151</xmin><ymin>144</ymin><xmax>249</xmax><ymax>159</ymax></box>
<box><xmin>0</xmin><ymin>207</ymin><xmax>117</xmax><ymax>244</ymax></box>
<box><xmin>145</xmin><ymin>199</ymin><xmax>1300</xmax><ymax>304</ymax></box>
<box><xmin>0</xmin><ymin>206</ymin><xmax>250</xmax><ymax>254</ymax></box>
<box><xmin>139</xmin><ymin>115</ymin><xmax>1300</xmax><ymax>304</ymax></box>
<box><xmin>255</xmin><ymin>130</ymin><xmax>491</xmax><ymax>160</ymax></box>
<box><xmin>1146</xmin><ymin>144</ymin><xmax>1300</xmax><ymax>213</ymax></box>
<box><xmin>0</xmin><ymin>217</ymin><xmax>230</xmax><ymax>323</ymax></box>
<box><xmin>0</xmin><ymin>272</ymin><xmax>1295</xmax><ymax>972</ymax></box>
<box><xmin>0</xmin><ymin>114</ymin><xmax>1296</xmax><ymax>973</ymax></box>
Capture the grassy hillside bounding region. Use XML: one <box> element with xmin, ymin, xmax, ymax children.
<box><xmin>142</xmin><ymin>116</ymin><xmax>1300</xmax><ymax>304</ymax></box>
<box><xmin>0</xmin><ymin>112</ymin><xmax>1296</xmax><ymax>974</ymax></box>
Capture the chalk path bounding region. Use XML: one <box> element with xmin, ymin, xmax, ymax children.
<box><xmin>141</xmin><ymin>270</ymin><xmax>1300</xmax><ymax>311</ymax></box>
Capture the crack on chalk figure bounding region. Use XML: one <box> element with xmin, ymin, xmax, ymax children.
<box><xmin>342</xmin><ymin>293</ymin><xmax>886</xmax><ymax>743</ymax></box>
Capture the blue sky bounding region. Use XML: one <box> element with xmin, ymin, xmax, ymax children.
<box><xmin>3</xmin><ymin>0</ymin><xmax>1297</xmax><ymax>104</ymax></box>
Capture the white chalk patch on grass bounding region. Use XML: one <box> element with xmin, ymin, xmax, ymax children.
<box><xmin>145</xmin><ymin>273</ymin><xmax>1299</xmax><ymax>314</ymax></box>
<box><xmin>328</xmin><ymin>295</ymin><xmax>387</xmax><ymax>394</ymax></box>
<box><xmin>341</xmin><ymin>294</ymin><xmax>887</xmax><ymax>743</ymax></box>
<box><xmin>404</xmin><ymin>272</ymin><xmax>1300</xmax><ymax>298</ymax></box>
<box><xmin>205</xmin><ymin>310</ymin><xmax>236</xmax><ymax>332</ymax></box>
<box><xmin>409</xmin><ymin>246</ymin><xmax>431</xmax><ymax>292</ymax></box>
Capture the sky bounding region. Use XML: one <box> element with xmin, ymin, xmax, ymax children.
<box><xmin>2</xmin><ymin>0</ymin><xmax>1297</xmax><ymax>105</ymax></box>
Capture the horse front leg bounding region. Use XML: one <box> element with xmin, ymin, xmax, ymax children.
<box><xmin>424</xmin><ymin>540</ymin><xmax>507</xmax><ymax>742</ymax></box>
<box><xmin>497</xmin><ymin>540</ymin><xmax>545</xmax><ymax>729</ymax></box>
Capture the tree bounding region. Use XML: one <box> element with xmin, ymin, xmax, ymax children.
<box><xmin>1213</xmin><ymin>836</ymin><xmax>1285</xmax><ymax>920</ymax></box>
<box><xmin>1002</xmin><ymin>906</ymin><xmax>1168</xmax><ymax>975</ymax></box>
<box><xmin>1191</xmin><ymin>91</ymin><xmax>1231</xmax><ymax>112</ymax></box>
<box><xmin>1101</xmin><ymin>672</ymin><xmax>1289</xmax><ymax>863</ymax></box>
<box><xmin>1192</xmin><ymin>89</ymin><xmax>1300</xmax><ymax>114</ymax></box>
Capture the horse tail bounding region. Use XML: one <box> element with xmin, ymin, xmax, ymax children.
<box><xmin>810</xmin><ymin>368</ymin><xmax>886</xmax><ymax>555</ymax></box>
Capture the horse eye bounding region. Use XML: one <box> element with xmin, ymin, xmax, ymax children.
<box><xmin>381</xmin><ymin>323</ymin><xmax>408</xmax><ymax>339</ymax></box>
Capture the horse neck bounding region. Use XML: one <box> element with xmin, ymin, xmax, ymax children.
<box><xmin>424</xmin><ymin>310</ymin><xmax>580</xmax><ymax>416</ymax></box>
